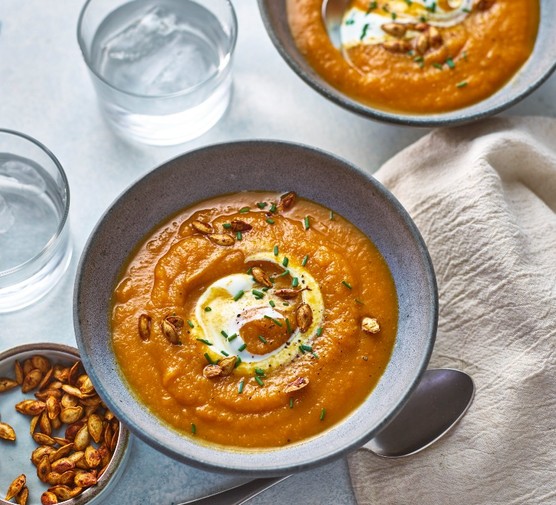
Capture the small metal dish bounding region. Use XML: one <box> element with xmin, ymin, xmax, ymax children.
<box><xmin>0</xmin><ymin>343</ymin><xmax>131</xmax><ymax>505</ymax></box>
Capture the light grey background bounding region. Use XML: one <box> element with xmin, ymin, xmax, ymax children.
<box><xmin>0</xmin><ymin>1</ymin><xmax>554</xmax><ymax>503</ymax></box>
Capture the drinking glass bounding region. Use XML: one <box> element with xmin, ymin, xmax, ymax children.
<box><xmin>77</xmin><ymin>0</ymin><xmax>238</xmax><ymax>146</ymax></box>
<box><xmin>0</xmin><ymin>130</ymin><xmax>72</xmax><ymax>312</ymax></box>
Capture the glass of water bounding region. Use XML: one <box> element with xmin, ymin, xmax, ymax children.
<box><xmin>0</xmin><ymin>130</ymin><xmax>72</xmax><ymax>312</ymax></box>
<box><xmin>77</xmin><ymin>0</ymin><xmax>238</xmax><ymax>146</ymax></box>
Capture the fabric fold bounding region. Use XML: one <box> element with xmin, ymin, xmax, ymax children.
<box><xmin>348</xmin><ymin>117</ymin><xmax>556</xmax><ymax>505</ymax></box>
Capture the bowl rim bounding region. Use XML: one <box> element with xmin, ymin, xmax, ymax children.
<box><xmin>257</xmin><ymin>0</ymin><xmax>556</xmax><ymax>127</ymax></box>
<box><xmin>74</xmin><ymin>139</ymin><xmax>437</xmax><ymax>475</ymax></box>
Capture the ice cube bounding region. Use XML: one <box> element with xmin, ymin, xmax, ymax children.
<box><xmin>0</xmin><ymin>159</ymin><xmax>47</xmax><ymax>192</ymax></box>
<box><xmin>0</xmin><ymin>193</ymin><xmax>14</xmax><ymax>234</ymax></box>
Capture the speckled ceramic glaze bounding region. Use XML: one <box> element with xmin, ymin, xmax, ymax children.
<box><xmin>258</xmin><ymin>0</ymin><xmax>556</xmax><ymax>127</ymax></box>
<box><xmin>74</xmin><ymin>141</ymin><xmax>437</xmax><ymax>475</ymax></box>
<box><xmin>0</xmin><ymin>343</ymin><xmax>131</xmax><ymax>505</ymax></box>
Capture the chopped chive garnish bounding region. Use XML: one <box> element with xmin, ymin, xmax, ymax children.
<box><xmin>355</xmin><ymin>298</ymin><xmax>364</xmax><ymax>305</ymax></box>
<box><xmin>391</xmin><ymin>12</ymin><xmax>397</xmax><ymax>19</ymax></box>
<box><xmin>312</xmin><ymin>352</ymin><xmax>319</xmax><ymax>359</ymax></box>
<box><xmin>236</xmin><ymin>231</ymin><xmax>242</xmax><ymax>240</ymax></box>
<box><xmin>221</xmin><ymin>350</ymin><xmax>229</xmax><ymax>357</ymax></box>
<box><xmin>289</xmin><ymin>398</ymin><xmax>294</xmax><ymax>408</ymax></box>
<box><xmin>258</xmin><ymin>335</ymin><xmax>268</xmax><ymax>344</ymax></box>
<box><xmin>239</xmin><ymin>206</ymin><xmax>250</xmax><ymax>213</ymax></box>
<box><xmin>255</xmin><ymin>368</ymin><xmax>265</xmax><ymax>376</ymax></box>
<box><xmin>191</xmin><ymin>423</ymin><xmax>196</xmax><ymax>434</ymax></box>
<box><xmin>197</xmin><ymin>338</ymin><xmax>213</xmax><ymax>346</ymax></box>
<box><xmin>286</xmin><ymin>318</ymin><xmax>292</xmax><ymax>334</ymax></box>
<box><xmin>301</xmin><ymin>254</ymin><xmax>309</xmax><ymax>266</ymax></box>
<box><xmin>316</xmin><ymin>327</ymin><xmax>323</xmax><ymax>337</ymax></box>
<box><xmin>223</xmin><ymin>222</ymin><xmax>232</xmax><ymax>229</ymax></box>
<box><xmin>360</xmin><ymin>22</ymin><xmax>370</xmax><ymax>40</ymax></box>
<box><xmin>187</xmin><ymin>320</ymin><xmax>194</xmax><ymax>328</ymax></box>
<box><xmin>432</xmin><ymin>62</ymin><xmax>443</xmax><ymax>70</ymax></box>
<box><xmin>366</xmin><ymin>1</ymin><xmax>377</xmax><ymax>13</ymax></box>
<box><xmin>320</xmin><ymin>408</ymin><xmax>326</xmax><ymax>421</ymax></box>
<box><xmin>329</xmin><ymin>210</ymin><xmax>335</xmax><ymax>220</ymax></box>
<box><xmin>446</xmin><ymin>57</ymin><xmax>455</xmax><ymax>69</ymax></box>
<box><xmin>221</xmin><ymin>330</ymin><xmax>228</xmax><ymax>338</ymax></box>
<box><xmin>282</xmin><ymin>257</ymin><xmax>289</xmax><ymax>267</ymax></box>
<box><xmin>303</xmin><ymin>216</ymin><xmax>310</xmax><ymax>230</ymax></box>
<box><xmin>228</xmin><ymin>333</ymin><xmax>238</xmax><ymax>342</ymax></box>
<box><xmin>275</xmin><ymin>269</ymin><xmax>289</xmax><ymax>278</ymax></box>
<box><xmin>456</xmin><ymin>81</ymin><xmax>468</xmax><ymax>88</ymax></box>
<box><xmin>204</xmin><ymin>352</ymin><xmax>214</xmax><ymax>364</ymax></box>
<box><xmin>292</xmin><ymin>277</ymin><xmax>299</xmax><ymax>287</ymax></box>
<box><xmin>204</xmin><ymin>306</ymin><xmax>212</xmax><ymax>312</ymax></box>
<box><xmin>235</xmin><ymin>356</ymin><xmax>242</xmax><ymax>367</ymax></box>
<box><xmin>300</xmin><ymin>344</ymin><xmax>313</xmax><ymax>352</ymax></box>
<box><xmin>233</xmin><ymin>290</ymin><xmax>245</xmax><ymax>301</ymax></box>
<box><xmin>252</xmin><ymin>289</ymin><xmax>265</xmax><ymax>299</ymax></box>
<box><xmin>273</xmin><ymin>245</ymin><xmax>279</xmax><ymax>256</ymax></box>
<box><xmin>266</xmin><ymin>218</ymin><xmax>275</xmax><ymax>225</ymax></box>
<box><xmin>269</xmin><ymin>203</ymin><xmax>277</xmax><ymax>213</ymax></box>
<box><xmin>345</xmin><ymin>18</ymin><xmax>355</xmax><ymax>25</ymax></box>
<box><xmin>299</xmin><ymin>345</ymin><xmax>306</xmax><ymax>354</ymax></box>
<box><xmin>264</xmin><ymin>315</ymin><xmax>283</xmax><ymax>327</ymax></box>
<box><xmin>255</xmin><ymin>376</ymin><xmax>264</xmax><ymax>386</ymax></box>
<box><xmin>238</xmin><ymin>379</ymin><xmax>245</xmax><ymax>394</ymax></box>
<box><xmin>247</xmin><ymin>267</ymin><xmax>253</xmax><ymax>275</ymax></box>
<box><xmin>256</xmin><ymin>202</ymin><xmax>268</xmax><ymax>209</ymax></box>
<box><xmin>238</xmin><ymin>343</ymin><xmax>247</xmax><ymax>352</ymax></box>
<box><xmin>463</xmin><ymin>7</ymin><xmax>470</xmax><ymax>12</ymax></box>
<box><xmin>269</xmin><ymin>300</ymin><xmax>276</xmax><ymax>307</ymax></box>
<box><xmin>342</xmin><ymin>280</ymin><xmax>352</xmax><ymax>289</ymax></box>
<box><xmin>262</xmin><ymin>286</ymin><xmax>270</xmax><ymax>292</ymax></box>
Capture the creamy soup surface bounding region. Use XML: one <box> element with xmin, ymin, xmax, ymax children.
<box><xmin>112</xmin><ymin>192</ymin><xmax>398</xmax><ymax>448</ymax></box>
<box><xmin>287</xmin><ymin>0</ymin><xmax>539</xmax><ymax>113</ymax></box>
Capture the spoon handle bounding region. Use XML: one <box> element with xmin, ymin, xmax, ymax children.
<box><xmin>178</xmin><ymin>476</ymin><xmax>290</xmax><ymax>505</ymax></box>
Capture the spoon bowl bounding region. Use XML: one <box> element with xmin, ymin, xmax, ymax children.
<box><xmin>321</xmin><ymin>0</ymin><xmax>350</xmax><ymax>49</ymax></box>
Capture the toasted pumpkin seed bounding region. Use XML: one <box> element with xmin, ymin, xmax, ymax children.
<box><xmin>60</xmin><ymin>405</ymin><xmax>84</xmax><ymax>424</ymax></box>
<box><xmin>0</xmin><ymin>421</ymin><xmax>16</xmax><ymax>441</ymax></box>
<box><xmin>161</xmin><ymin>319</ymin><xmax>180</xmax><ymax>345</ymax></box>
<box><xmin>381</xmin><ymin>22</ymin><xmax>407</xmax><ymax>38</ymax></box>
<box><xmin>296</xmin><ymin>303</ymin><xmax>313</xmax><ymax>333</ymax></box>
<box><xmin>16</xmin><ymin>485</ymin><xmax>28</xmax><ymax>505</ymax></box>
<box><xmin>5</xmin><ymin>473</ymin><xmax>26</xmax><ymax>501</ymax></box>
<box><xmin>22</xmin><ymin>369</ymin><xmax>43</xmax><ymax>393</ymax></box>
<box><xmin>15</xmin><ymin>399</ymin><xmax>46</xmax><ymax>416</ymax></box>
<box><xmin>0</xmin><ymin>377</ymin><xmax>19</xmax><ymax>393</ymax></box>
<box><xmin>278</xmin><ymin>191</ymin><xmax>297</xmax><ymax>211</ymax></box>
<box><xmin>87</xmin><ymin>414</ymin><xmax>103</xmax><ymax>444</ymax></box>
<box><xmin>208</xmin><ymin>233</ymin><xmax>235</xmax><ymax>246</ymax></box>
<box><xmin>230</xmin><ymin>219</ymin><xmax>252</xmax><ymax>232</ymax></box>
<box><xmin>251</xmin><ymin>266</ymin><xmax>272</xmax><ymax>288</ymax></box>
<box><xmin>191</xmin><ymin>220</ymin><xmax>213</xmax><ymax>234</ymax></box>
<box><xmin>14</xmin><ymin>360</ymin><xmax>24</xmax><ymax>385</ymax></box>
<box><xmin>40</xmin><ymin>491</ymin><xmax>59</xmax><ymax>504</ymax></box>
<box><xmin>138</xmin><ymin>313</ymin><xmax>152</xmax><ymax>341</ymax></box>
<box><xmin>284</xmin><ymin>376</ymin><xmax>310</xmax><ymax>393</ymax></box>
<box><xmin>218</xmin><ymin>356</ymin><xmax>237</xmax><ymax>376</ymax></box>
<box><xmin>202</xmin><ymin>364</ymin><xmax>222</xmax><ymax>379</ymax></box>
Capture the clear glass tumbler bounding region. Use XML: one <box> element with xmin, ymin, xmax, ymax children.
<box><xmin>0</xmin><ymin>130</ymin><xmax>72</xmax><ymax>312</ymax></box>
<box><xmin>77</xmin><ymin>0</ymin><xmax>238</xmax><ymax>146</ymax></box>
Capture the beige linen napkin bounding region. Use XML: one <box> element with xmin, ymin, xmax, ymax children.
<box><xmin>348</xmin><ymin>116</ymin><xmax>556</xmax><ymax>505</ymax></box>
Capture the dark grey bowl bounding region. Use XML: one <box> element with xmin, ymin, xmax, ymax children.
<box><xmin>74</xmin><ymin>140</ymin><xmax>437</xmax><ymax>475</ymax></box>
<box><xmin>258</xmin><ymin>0</ymin><xmax>556</xmax><ymax>127</ymax></box>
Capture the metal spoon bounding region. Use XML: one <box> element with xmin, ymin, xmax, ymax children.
<box><xmin>179</xmin><ymin>368</ymin><xmax>475</xmax><ymax>505</ymax></box>
<box><xmin>322</xmin><ymin>0</ymin><xmax>351</xmax><ymax>49</ymax></box>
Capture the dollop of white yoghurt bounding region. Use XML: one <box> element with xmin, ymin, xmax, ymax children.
<box><xmin>193</xmin><ymin>251</ymin><xmax>324</xmax><ymax>373</ymax></box>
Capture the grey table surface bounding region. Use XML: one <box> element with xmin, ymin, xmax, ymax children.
<box><xmin>1</xmin><ymin>1</ymin><xmax>555</xmax><ymax>504</ymax></box>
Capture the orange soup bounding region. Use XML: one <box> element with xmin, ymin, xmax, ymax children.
<box><xmin>111</xmin><ymin>192</ymin><xmax>397</xmax><ymax>448</ymax></box>
<box><xmin>287</xmin><ymin>0</ymin><xmax>539</xmax><ymax>113</ymax></box>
